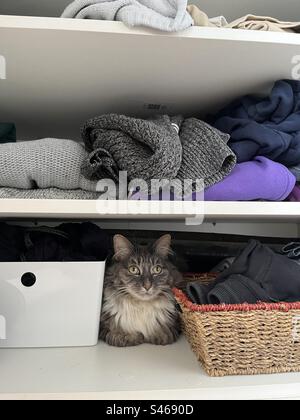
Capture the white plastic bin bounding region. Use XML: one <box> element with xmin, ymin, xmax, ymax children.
<box><xmin>0</xmin><ymin>261</ymin><xmax>106</xmax><ymax>348</ymax></box>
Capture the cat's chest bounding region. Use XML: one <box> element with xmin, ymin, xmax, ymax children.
<box><xmin>107</xmin><ymin>294</ymin><xmax>174</xmax><ymax>338</ymax></box>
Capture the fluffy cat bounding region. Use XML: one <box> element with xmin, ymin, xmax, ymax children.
<box><xmin>100</xmin><ymin>234</ymin><xmax>182</xmax><ymax>347</ymax></box>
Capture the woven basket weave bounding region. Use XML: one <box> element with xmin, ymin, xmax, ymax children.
<box><xmin>174</xmin><ymin>282</ymin><xmax>300</xmax><ymax>377</ymax></box>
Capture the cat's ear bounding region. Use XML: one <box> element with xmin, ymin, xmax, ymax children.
<box><xmin>113</xmin><ymin>235</ymin><xmax>134</xmax><ymax>261</ymax></box>
<box><xmin>153</xmin><ymin>234</ymin><xmax>172</xmax><ymax>258</ymax></box>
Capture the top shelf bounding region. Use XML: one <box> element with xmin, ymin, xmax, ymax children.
<box><xmin>1</xmin><ymin>16</ymin><xmax>300</xmax><ymax>140</ymax></box>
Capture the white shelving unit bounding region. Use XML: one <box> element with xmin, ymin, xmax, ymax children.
<box><xmin>2</xmin><ymin>337</ymin><xmax>300</xmax><ymax>401</ymax></box>
<box><xmin>0</xmin><ymin>199</ymin><xmax>300</xmax><ymax>222</ymax></box>
<box><xmin>1</xmin><ymin>0</ymin><xmax>300</xmax><ymax>401</ymax></box>
<box><xmin>1</xmin><ymin>15</ymin><xmax>300</xmax><ymax>139</ymax></box>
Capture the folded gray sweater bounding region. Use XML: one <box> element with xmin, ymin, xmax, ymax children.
<box><xmin>82</xmin><ymin>114</ymin><xmax>236</xmax><ymax>192</ymax></box>
<box><xmin>61</xmin><ymin>0</ymin><xmax>193</xmax><ymax>32</ymax></box>
<box><xmin>0</xmin><ymin>139</ymin><xmax>98</xmax><ymax>191</ymax></box>
<box><xmin>81</xmin><ymin>114</ymin><xmax>183</xmax><ymax>185</ymax></box>
<box><xmin>0</xmin><ymin>188</ymin><xmax>100</xmax><ymax>200</ymax></box>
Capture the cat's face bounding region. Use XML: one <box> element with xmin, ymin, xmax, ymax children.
<box><xmin>111</xmin><ymin>234</ymin><xmax>176</xmax><ymax>301</ymax></box>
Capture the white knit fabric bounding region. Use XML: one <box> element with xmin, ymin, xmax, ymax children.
<box><xmin>0</xmin><ymin>139</ymin><xmax>98</xmax><ymax>191</ymax></box>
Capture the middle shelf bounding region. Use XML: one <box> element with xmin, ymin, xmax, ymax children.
<box><xmin>1</xmin><ymin>199</ymin><xmax>300</xmax><ymax>222</ymax></box>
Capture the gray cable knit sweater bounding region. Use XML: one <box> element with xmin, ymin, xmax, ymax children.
<box><xmin>81</xmin><ymin>114</ymin><xmax>183</xmax><ymax>184</ymax></box>
<box><xmin>177</xmin><ymin>118</ymin><xmax>236</xmax><ymax>188</ymax></box>
<box><xmin>0</xmin><ymin>139</ymin><xmax>98</xmax><ymax>191</ymax></box>
<box><xmin>82</xmin><ymin>114</ymin><xmax>236</xmax><ymax>192</ymax></box>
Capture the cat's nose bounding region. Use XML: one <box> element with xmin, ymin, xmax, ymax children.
<box><xmin>143</xmin><ymin>280</ymin><xmax>152</xmax><ymax>291</ymax></box>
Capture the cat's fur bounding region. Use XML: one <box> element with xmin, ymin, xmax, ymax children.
<box><xmin>100</xmin><ymin>234</ymin><xmax>182</xmax><ymax>347</ymax></box>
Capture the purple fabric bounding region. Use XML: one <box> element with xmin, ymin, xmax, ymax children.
<box><xmin>204</xmin><ymin>156</ymin><xmax>295</xmax><ymax>201</ymax></box>
<box><xmin>287</xmin><ymin>185</ymin><xmax>300</xmax><ymax>202</ymax></box>
<box><xmin>130</xmin><ymin>156</ymin><xmax>295</xmax><ymax>202</ymax></box>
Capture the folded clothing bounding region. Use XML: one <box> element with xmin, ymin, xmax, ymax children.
<box><xmin>204</xmin><ymin>156</ymin><xmax>296</xmax><ymax>201</ymax></box>
<box><xmin>227</xmin><ymin>14</ymin><xmax>300</xmax><ymax>33</ymax></box>
<box><xmin>186</xmin><ymin>240</ymin><xmax>300</xmax><ymax>305</ymax></box>
<box><xmin>0</xmin><ymin>188</ymin><xmax>101</xmax><ymax>200</ymax></box>
<box><xmin>210</xmin><ymin>80</ymin><xmax>300</xmax><ymax>166</ymax></box>
<box><xmin>187</xmin><ymin>5</ymin><xmax>228</xmax><ymax>28</ymax></box>
<box><xmin>0</xmin><ymin>138</ymin><xmax>98</xmax><ymax>191</ymax></box>
<box><xmin>0</xmin><ymin>123</ymin><xmax>16</xmax><ymax>144</ymax></box>
<box><xmin>287</xmin><ymin>185</ymin><xmax>300</xmax><ymax>202</ymax></box>
<box><xmin>81</xmin><ymin>114</ymin><xmax>183</xmax><ymax>187</ymax></box>
<box><xmin>61</xmin><ymin>0</ymin><xmax>193</xmax><ymax>32</ymax></box>
<box><xmin>176</xmin><ymin>118</ymin><xmax>235</xmax><ymax>189</ymax></box>
<box><xmin>130</xmin><ymin>156</ymin><xmax>295</xmax><ymax>201</ymax></box>
<box><xmin>0</xmin><ymin>222</ymin><xmax>109</xmax><ymax>262</ymax></box>
<box><xmin>83</xmin><ymin>114</ymin><xmax>236</xmax><ymax>194</ymax></box>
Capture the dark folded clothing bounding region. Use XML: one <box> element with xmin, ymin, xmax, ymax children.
<box><xmin>210</xmin><ymin>80</ymin><xmax>300</xmax><ymax>166</ymax></box>
<box><xmin>187</xmin><ymin>240</ymin><xmax>300</xmax><ymax>305</ymax></box>
<box><xmin>0</xmin><ymin>222</ymin><xmax>109</xmax><ymax>262</ymax></box>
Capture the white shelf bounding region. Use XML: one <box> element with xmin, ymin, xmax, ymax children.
<box><xmin>0</xmin><ymin>337</ymin><xmax>300</xmax><ymax>400</ymax></box>
<box><xmin>0</xmin><ymin>199</ymin><xmax>300</xmax><ymax>222</ymax></box>
<box><xmin>1</xmin><ymin>16</ymin><xmax>300</xmax><ymax>139</ymax></box>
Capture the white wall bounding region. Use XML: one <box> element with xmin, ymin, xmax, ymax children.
<box><xmin>191</xmin><ymin>0</ymin><xmax>300</xmax><ymax>22</ymax></box>
<box><xmin>1</xmin><ymin>0</ymin><xmax>300</xmax><ymax>21</ymax></box>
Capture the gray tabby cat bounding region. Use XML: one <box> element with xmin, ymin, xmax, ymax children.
<box><xmin>100</xmin><ymin>234</ymin><xmax>182</xmax><ymax>347</ymax></box>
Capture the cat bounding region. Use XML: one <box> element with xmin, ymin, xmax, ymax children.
<box><xmin>100</xmin><ymin>234</ymin><xmax>182</xmax><ymax>347</ymax></box>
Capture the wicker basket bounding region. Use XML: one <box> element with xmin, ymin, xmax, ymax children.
<box><xmin>174</xmin><ymin>284</ymin><xmax>300</xmax><ymax>377</ymax></box>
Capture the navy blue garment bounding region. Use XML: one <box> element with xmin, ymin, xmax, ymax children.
<box><xmin>210</xmin><ymin>80</ymin><xmax>300</xmax><ymax>166</ymax></box>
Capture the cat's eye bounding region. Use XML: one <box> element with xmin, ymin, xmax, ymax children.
<box><xmin>128</xmin><ymin>266</ymin><xmax>140</xmax><ymax>275</ymax></box>
<box><xmin>152</xmin><ymin>265</ymin><xmax>162</xmax><ymax>275</ymax></box>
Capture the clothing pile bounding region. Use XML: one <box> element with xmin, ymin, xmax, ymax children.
<box><xmin>0</xmin><ymin>222</ymin><xmax>109</xmax><ymax>262</ymax></box>
<box><xmin>61</xmin><ymin>1</ymin><xmax>300</xmax><ymax>34</ymax></box>
<box><xmin>207</xmin><ymin>79</ymin><xmax>300</xmax><ymax>202</ymax></box>
<box><xmin>186</xmin><ymin>240</ymin><xmax>300</xmax><ymax>305</ymax></box>
<box><xmin>0</xmin><ymin>115</ymin><xmax>236</xmax><ymax>200</ymax></box>
<box><xmin>3</xmin><ymin>79</ymin><xmax>300</xmax><ymax>202</ymax></box>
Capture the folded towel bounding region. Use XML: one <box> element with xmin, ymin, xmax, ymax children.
<box><xmin>61</xmin><ymin>0</ymin><xmax>193</xmax><ymax>32</ymax></box>
<box><xmin>0</xmin><ymin>139</ymin><xmax>98</xmax><ymax>191</ymax></box>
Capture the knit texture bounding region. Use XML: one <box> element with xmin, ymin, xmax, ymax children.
<box><xmin>0</xmin><ymin>139</ymin><xmax>98</xmax><ymax>191</ymax></box>
<box><xmin>0</xmin><ymin>188</ymin><xmax>100</xmax><ymax>200</ymax></box>
<box><xmin>81</xmin><ymin>114</ymin><xmax>182</xmax><ymax>185</ymax></box>
<box><xmin>61</xmin><ymin>0</ymin><xmax>193</xmax><ymax>32</ymax></box>
<box><xmin>177</xmin><ymin>118</ymin><xmax>236</xmax><ymax>188</ymax></box>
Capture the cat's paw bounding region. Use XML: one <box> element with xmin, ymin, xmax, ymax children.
<box><xmin>103</xmin><ymin>331</ymin><xmax>145</xmax><ymax>347</ymax></box>
<box><xmin>148</xmin><ymin>328</ymin><xmax>180</xmax><ymax>346</ymax></box>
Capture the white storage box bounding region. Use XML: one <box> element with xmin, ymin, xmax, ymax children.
<box><xmin>0</xmin><ymin>261</ymin><xmax>106</xmax><ymax>348</ymax></box>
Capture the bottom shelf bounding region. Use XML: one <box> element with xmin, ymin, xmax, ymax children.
<box><xmin>1</xmin><ymin>338</ymin><xmax>300</xmax><ymax>400</ymax></box>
